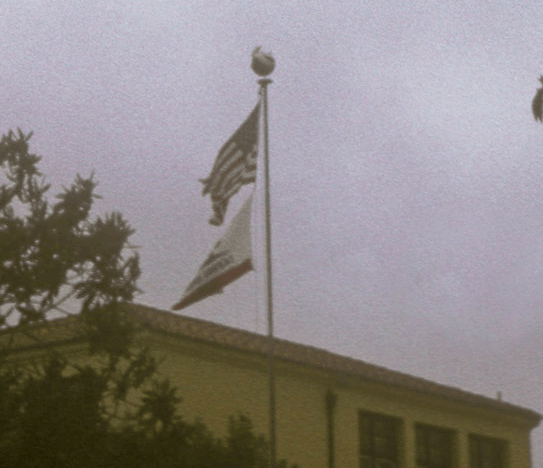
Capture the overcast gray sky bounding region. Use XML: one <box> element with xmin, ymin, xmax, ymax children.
<box><xmin>3</xmin><ymin>0</ymin><xmax>543</xmax><ymax>464</ymax></box>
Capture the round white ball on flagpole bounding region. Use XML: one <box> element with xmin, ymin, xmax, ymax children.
<box><xmin>251</xmin><ymin>46</ymin><xmax>275</xmax><ymax>76</ymax></box>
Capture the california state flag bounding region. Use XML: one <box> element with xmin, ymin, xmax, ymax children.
<box><xmin>172</xmin><ymin>194</ymin><xmax>253</xmax><ymax>311</ymax></box>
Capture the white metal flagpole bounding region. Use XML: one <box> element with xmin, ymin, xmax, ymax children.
<box><xmin>261</xmin><ymin>77</ymin><xmax>276</xmax><ymax>468</ymax></box>
<box><xmin>251</xmin><ymin>47</ymin><xmax>276</xmax><ymax>468</ymax></box>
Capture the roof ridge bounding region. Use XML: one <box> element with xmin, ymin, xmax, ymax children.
<box><xmin>2</xmin><ymin>302</ymin><xmax>540</xmax><ymax>427</ymax></box>
<box><xmin>127</xmin><ymin>303</ymin><xmax>541</xmax><ymax>425</ymax></box>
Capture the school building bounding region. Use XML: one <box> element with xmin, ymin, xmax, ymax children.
<box><xmin>3</xmin><ymin>303</ymin><xmax>540</xmax><ymax>468</ymax></box>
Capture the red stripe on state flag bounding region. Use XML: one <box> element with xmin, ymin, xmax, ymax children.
<box><xmin>172</xmin><ymin>194</ymin><xmax>254</xmax><ymax>310</ymax></box>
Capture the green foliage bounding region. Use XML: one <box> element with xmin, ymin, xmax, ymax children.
<box><xmin>0</xmin><ymin>358</ymin><xmax>108</xmax><ymax>468</ymax></box>
<box><xmin>0</xmin><ymin>358</ymin><xmax>294</xmax><ymax>468</ymax></box>
<box><xmin>0</xmin><ymin>128</ymin><xmax>140</xmax><ymax>329</ymax></box>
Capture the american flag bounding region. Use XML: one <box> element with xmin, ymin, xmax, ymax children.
<box><xmin>200</xmin><ymin>104</ymin><xmax>259</xmax><ymax>226</ymax></box>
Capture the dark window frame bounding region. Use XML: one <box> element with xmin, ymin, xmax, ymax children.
<box><xmin>469</xmin><ymin>434</ymin><xmax>506</xmax><ymax>468</ymax></box>
<box><xmin>358</xmin><ymin>410</ymin><xmax>401</xmax><ymax>468</ymax></box>
<box><xmin>415</xmin><ymin>423</ymin><xmax>454</xmax><ymax>468</ymax></box>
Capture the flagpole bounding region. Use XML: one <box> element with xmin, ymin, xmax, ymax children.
<box><xmin>259</xmin><ymin>76</ymin><xmax>276</xmax><ymax>468</ymax></box>
<box><xmin>251</xmin><ymin>47</ymin><xmax>276</xmax><ymax>468</ymax></box>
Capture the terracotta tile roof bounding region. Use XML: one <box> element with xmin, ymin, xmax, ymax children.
<box><xmin>2</xmin><ymin>302</ymin><xmax>541</xmax><ymax>428</ymax></box>
<box><xmin>125</xmin><ymin>304</ymin><xmax>541</xmax><ymax>427</ymax></box>
<box><xmin>0</xmin><ymin>314</ymin><xmax>84</xmax><ymax>351</ymax></box>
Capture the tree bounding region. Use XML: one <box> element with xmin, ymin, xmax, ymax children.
<box><xmin>532</xmin><ymin>76</ymin><xmax>543</xmax><ymax>122</ymax></box>
<box><xmin>0</xmin><ymin>129</ymin><xmax>140</xmax><ymax>329</ymax></box>
<box><xmin>0</xmin><ymin>129</ymin><xmax>297</xmax><ymax>467</ymax></box>
<box><xmin>0</xmin><ymin>128</ymin><xmax>153</xmax><ymax>466</ymax></box>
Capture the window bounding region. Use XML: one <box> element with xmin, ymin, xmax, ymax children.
<box><xmin>469</xmin><ymin>435</ymin><xmax>506</xmax><ymax>468</ymax></box>
<box><xmin>416</xmin><ymin>424</ymin><xmax>453</xmax><ymax>468</ymax></box>
<box><xmin>359</xmin><ymin>411</ymin><xmax>400</xmax><ymax>468</ymax></box>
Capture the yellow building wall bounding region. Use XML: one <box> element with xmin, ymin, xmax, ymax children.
<box><xmin>147</xmin><ymin>333</ymin><xmax>328</xmax><ymax>467</ymax></box>
<box><xmin>334</xmin><ymin>381</ymin><xmax>533</xmax><ymax>468</ymax></box>
<box><xmin>145</xmin><ymin>331</ymin><xmax>535</xmax><ymax>468</ymax></box>
<box><xmin>6</xmin><ymin>330</ymin><xmax>535</xmax><ymax>468</ymax></box>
